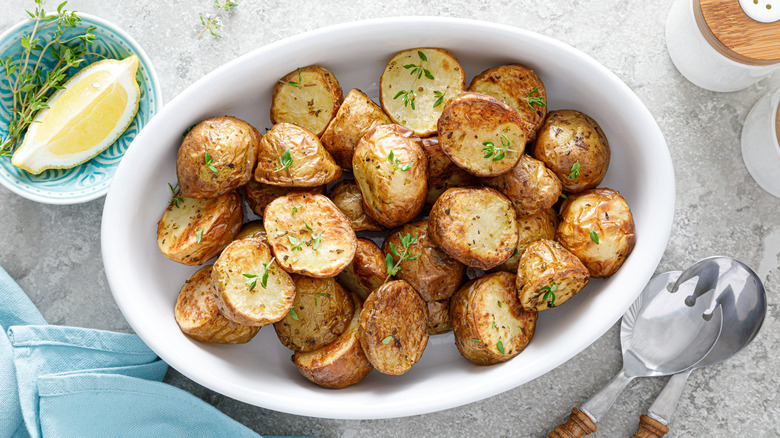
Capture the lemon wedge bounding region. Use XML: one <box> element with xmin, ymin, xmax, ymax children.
<box><xmin>12</xmin><ymin>55</ymin><xmax>140</xmax><ymax>174</ymax></box>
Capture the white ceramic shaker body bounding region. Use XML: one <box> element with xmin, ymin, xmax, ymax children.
<box><xmin>741</xmin><ymin>88</ymin><xmax>780</xmax><ymax>197</ymax></box>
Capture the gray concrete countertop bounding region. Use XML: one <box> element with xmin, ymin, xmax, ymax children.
<box><xmin>1</xmin><ymin>1</ymin><xmax>779</xmax><ymax>437</ymax></box>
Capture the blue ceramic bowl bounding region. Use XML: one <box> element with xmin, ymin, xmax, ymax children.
<box><xmin>0</xmin><ymin>13</ymin><xmax>162</xmax><ymax>204</ymax></box>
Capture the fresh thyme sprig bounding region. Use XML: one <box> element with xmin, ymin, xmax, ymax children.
<box><xmin>243</xmin><ymin>257</ymin><xmax>274</xmax><ymax>291</ymax></box>
<box><xmin>541</xmin><ymin>281</ymin><xmax>558</xmax><ymax>307</ymax></box>
<box><xmin>275</xmin><ymin>149</ymin><xmax>292</xmax><ymax>171</ymax></box>
<box><xmin>525</xmin><ymin>86</ymin><xmax>546</xmax><ymax>110</ymax></box>
<box><xmin>433</xmin><ymin>90</ymin><xmax>446</xmax><ymax>108</ymax></box>
<box><xmin>204</xmin><ymin>151</ymin><xmax>218</xmax><ymax>174</ymax></box>
<box><xmin>168</xmin><ymin>183</ymin><xmax>183</xmax><ymax>208</ymax></box>
<box><xmin>568</xmin><ymin>160</ymin><xmax>581</xmax><ymax>179</ymax></box>
<box><xmin>482</xmin><ymin>134</ymin><xmax>519</xmax><ymax>161</ymax></box>
<box><xmin>590</xmin><ymin>230</ymin><xmax>600</xmax><ymax>244</ymax></box>
<box><xmin>383</xmin><ymin>233</ymin><xmax>420</xmax><ymax>284</ymax></box>
<box><xmin>387</xmin><ymin>150</ymin><xmax>413</xmax><ymax>172</ymax></box>
<box><xmin>0</xmin><ymin>0</ymin><xmax>95</xmax><ymax>157</ymax></box>
<box><xmin>279</xmin><ymin>67</ymin><xmax>303</xmax><ymax>88</ymax></box>
<box><xmin>392</xmin><ymin>50</ymin><xmax>436</xmax><ymax>111</ymax></box>
<box><xmin>197</xmin><ymin>0</ymin><xmax>238</xmax><ymax>39</ymax></box>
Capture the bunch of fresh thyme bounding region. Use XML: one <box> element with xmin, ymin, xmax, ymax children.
<box><xmin>0</xmin><ymin>0</ymin><xmax>95</xmax><ymax>157</ymax></box>
<box><xmin>197</xmin><ymin>0</ymin><xmax>238</xmax><ymax>39</ymax></box>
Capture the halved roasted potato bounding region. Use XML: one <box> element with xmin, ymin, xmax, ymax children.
<box><xmin>212</xmin><ymin>237</ymin><xmax>296</xmax><ymax>326</ymax></box>
<box><xmin>174</xmin><ymin>265</ymin><xmax>260</xmax><ymax>344</ymax></box>
<box><xmin>379</xmin><ymin>48</ymin><xmax>466</xmax><ymax>137</ymax></box>
<box><xmin>359</xmin><ymin>280</ymin><xmax>428</xmax><ymax>375</ymax></box>
<box><xmin>484</xmin><ymin>153</ymin><xmax>562</xmax><ymax>216</ymax></box>
<box><xmin>234</xmin><ymin>220</ymin><xmax>267</xmax><ymax>244</ymax></box>
<box><xmin>176</xmin><ymin>116</ymin><xmax>261</xmax><ymax>198</ymax></box>
<box><xmin>293</xmin><ymin>293</ymin><xmax>373</xmax><ymax>389</ymax></box>
<box><xmin>320</xmin><ymin>88</ymin><xmax>392</xmax><ymax>169</ymax></box>
<box><xmin>437</xmin><ymin>92</ymin><xmax>526</xmax><ymax>177</ymax></box>
<box><xmin>352</xmin><ymin>124</ymin><xmax>428</xmax><ymax>227</ymax></box>
<box><xmin>271</xmin><ymin>65</ymin><xmax>343</xmax><ymax>137</ymax></box>
<box><xmin>327</xmin><ymin>180</ymin><xmax>382</xmax><ymax>232</ymax></box>
<box><xmin>426</xmin><ymin>299</ymin><xmax>453</xmax><ymax>335</ymax></box>
<box><xmin>556</xmin><ymin>188</ymin><xmax>636</xmax><ymax>278</ymax></box>
<box><xmin>157</xmin><ymin>190</ymin><xmax>243</xmax><ymax>265</ymax></box>
<box><xmin>533</xmin><ymin>110</ymin><xmax>610</xmax><ymax>193</ymax></box>
<box><xmin>468</xmin><ymin>64</ymin><xmax>547</xmax><ymax>142</ymax></box>
<box><xmin>451</xmin><ymin>271</ymin><xmax>537</xmax><ymax>365</ymax></box>
<box><xmin>253</xmin><ymin>123</ymin><xmax>341</xmax><ymax>187</ymax></box>
<box><xmin>491</xmin><ymin>208</ymin><xmax>559</xmax><ymax>273</ymax></box>
<box><xmin>382</xmin><ymin>220</ymin><xmax>466</xmax><ymax>301</ymax></box>
<box><xmin>516</xmin><ymin>239</ymin><xmax>590</xmax><ymax>311</ymax></box>
<box><xmin>243</xmin><ymin>180</ymin><xmax>324</xmax><ymax>217</ymax></box>
<box><xmin>264</xmin><ymin>192</ymin><xmax>357</xmax><ymax>278</ymax></box>
<box><xmin>428</xmin><ymin>187</ymin><xmax>518</xmax><ymax>270</ymax></box>
<box><xmin>274</xmin><ymin>276</ymin><xmax>354</xmax><ymax>352</ymax></box>
<box><xmin>336</xmin><ymin>238</ymin><xmax>386</xmax><ymax>301</ymax></box>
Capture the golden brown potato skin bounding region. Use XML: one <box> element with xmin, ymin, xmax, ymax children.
<box><xmin>437</xmin><ymin>92</ymin><xmax>526</xmax><ymax>177</ymax></box>
<box><xmin>274</xmin><ymin>276</ymin><xmax>354</xmax><ymax>352</ymax></box>
<box><xmin>533</xmin><ymin>110</ymin><xmax>610</xmax><ymax>193</ymax></box>
<box><xmin>483</xmin><ymin>154</ymin><xmax>562</xmax><ymax>216</ymax></box>
<box><xmin>176</xmin><ymin>116</ymin><xmax>261</xmax><ymax>198</ymax></box>
<box><xmin>425</xmin><ymin>167</ymin><xmax>477</xmax><ymax>207</ymax></box>
<box><xmin>271</xmin><ymin>65</ymin><xmax>343</xmax><ymax>137</ymax></box>
<box><xmin>336</xmin><ymin>238</ymin><xmax>386</xmax><ymax>301</ymax></box>
<box><xmin>382</xmin><ymin>220</ymin><xmax>466</xmax><ymax>301</ymax></box>
<box><xmin>243</xmin><ymin>181</ymin><xmax>324</xmax><ymax>217</ymax></box>
<box><xmin>516</xmin><ymin>239</ymin><xmax>590</xmax><ymax>311</ymax></box>
<box><xmin>468</xmin><ymin>64</ymin><xmax>547</xmax><ymax>142</ymax></box>
<box><xmin>254</xmin><ymin>123</ymin><xmax>341</xmax><ymax>187</ymax></box>
<box><xmin>426</xmin><ymin>299</ymin><xmax>453</xmax><ymax>335</ymax></box>
<box><xmin>327</xmin><ymin>180</ymin><xmax>382</xmax><ymax>232</ymax></box>
<box><xmin>234</xmin><ymin>220</ymin><xmax>267</xmax><ymax>244</ymax></box>
<box><xmin>491</xmin><ymin>208</ymin><xmax>559</xmax><ymax>273</ymax></box>
<box><xmin>212</xmin><ymin>238</ymin><xmax>296</xmax><ymax>326</ymax></box>
<box><xmin>451</xmin><ymin>272</ymin><xmax>537</xmax><ymax>365</ymax></box>
<box><xmin>293</xmin><ymin>294</ymin><xmax>373</xmax><ymax>389</ymax></box>
<box><xmin>320</xmin><ymin>88</ymin><xmax>392</xmax><ymax>169</ymax></box>
<box><xmin>263</xmin><ymin>192</ymin><xmax>357</xmax><ymax>278</ymax></box>
<box><xmin>174</xmin><ymin>265</ymin><xmax>260</xmax><ymax>344</ymax></box>
<box><xmin>359</xmin><ymin>280</ymin><xmax>428</xmax><ymax>375</ymax></box>
<box><xmin>379</xmin><ymin>48</ymin><xmax>467</xmax><ymax>137</ymax></box>
<box><xmin>556</xmin><ymin>188</ymin><xmax>636</xmax><ymax>278</ymax></box>
<box><xmin>428</xmin><ymin>187</ymin><xmax>518</xmax><ymax>270</ymax></box>
<box><xmin>352</xmin><ymin>124</ymin><xmax>428</xmax><ymax>228</ymax></box>
<box><xmin>157</xmin><ymin>191</ymin><xmax>243</xmax><ymax>265</ymax></box>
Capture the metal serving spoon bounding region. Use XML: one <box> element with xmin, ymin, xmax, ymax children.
<box><xmin>631</xmin><ymin>257</ymin><xmax>766</xmax><ymax>438</ymax></box>
<box><xmin>548</xmin><ymin>270</ymin><xmax>724</xmax><ymax>437</ymax></box>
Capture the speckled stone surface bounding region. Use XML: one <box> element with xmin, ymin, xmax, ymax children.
<box><xmin>1</xmin><ymin>1</ymin><xmax>779</xmax><ymax>437</ymax></box>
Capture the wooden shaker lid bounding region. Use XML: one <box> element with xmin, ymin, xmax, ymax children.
<box><xmin>696</xmin><ymin>0</ymin><xmax>780</xmax><ymax>64</ymax></box>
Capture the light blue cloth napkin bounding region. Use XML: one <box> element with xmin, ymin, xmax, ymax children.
<box><xmin>0</xmin><ymin>265</ymin><xmax>271</xmax><ymax>438</ymax></box>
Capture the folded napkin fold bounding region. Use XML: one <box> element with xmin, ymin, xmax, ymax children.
<box><xmin>0</xmin><ymin>266</ymin><xmax>278</xmax><ymax>438</ymax></box>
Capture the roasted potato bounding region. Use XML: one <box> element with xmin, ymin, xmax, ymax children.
<box><xmin>426</xmin><ymin>299</ymin><xmax>452</xmax><ymax>335</ymax></box>
<box><xmin>263</xmin><ymin>193</ymin><xmax>357</xmax><ymax>278</ymax></box>
<box><xmin>382</xmin><ymin>220</ymin><xmax>466</xmax><ymax>301</ymax></box>
<box><xmin>437</xmin><ymin>92</ymin><xmax>526</xmax><ymax>177</ymax></box>
<box><xmin>336</xmin><ymin>238</ymin><xmax>386</xmax><ymax>301</ymax></box>
<box><xmin>271</xmin><ymin>65</ymin><xmax>343</xmax><ymax>137</ymax></box>
<box><xmin>532</xmin><ymin>110</ymin><xmax>610</xmax><ymax>193</ymax></box>
<box><xmin>425</xmin><ymin>167</ymin><xmax>477</xmax><ymax>207</ymax></box>
<box><xmin>428</xmin><ymin>187</ymin><xmax>518</xmax><ymax>270</ymax></box>
<box><xmin>352</xmin><ymin>124</ymin><xmax>428</xmax><ymax>228</ymax></box>
<box><xmin>491</xmin><ymin>208</ymin><xmax>559</xmax><ymax>273</ymax></box>
<box><xmin>483</xmin><ymin>153</ymin><xmax>562</xmax><ymax>216</ymax></box>
<box><xmin>468</xmin><ymin>64</ymin><xmax>547</xmax><ymax>142</ymax></box>
<box><xmin>516</xmin><ymin>239</ymin><xmax>590</xmax><ymax>311</ymax></box>
<box><xmin>174</xmin><ymin>265</ymin><xmax>260</xmax><ymax>344</ymax></box>
<box><xmin>243</xmin><ymin>180</ymin><xmax>324</xmax><ymax>217</ymax></box>
<box><xmin>359</xmin><ymin>280</ymin><xmax>428</xmax><ymax>375</ymax></box>
<box><xmin>556</xmin><ymin>188</ymin><xmax>636</xmax><ymax>278</ymax></box>
<box><xmin>157</xmin><ymin>190</ymin><xmax>243</xmax><ymax>265</ymax></box>
<box><xmin>212</xmin><ymin>237</ymin><xmax>296</xmax><ymax>326</ymax></box>
<box><xmin>320</xmin><ymin>88</ymin><xmax>392</xmax><ymax>169</ymax></box>
<box><xmin>327</xmin><ymin>180</ymin><xmax>382</xmax><ymax>232</ymax></box>
<box><xmin>451</xmin><ymin>272</ymin><xmax>537</xmax><ymax>365</ymax></box>
<box><xmin>176</xmin><ymin>116</ymin><xmax>261</xmax><ymax>198</ymax></box>
<box><xmin>293</xmin><ymin>293</ymin><xmax>373</xmax><ymax>389</ymax></box>
<box><xmin>234</xmin><ymin>220</ymin><xmax>267</xmax><ymax>244</ymax></box>
<box><xmin>253</xmin><ymin>123</ymin><xmax>341</xmax><ymax>187</ymax></box>
<box><xmin>420</xmin><ymin>136</ymin><xmax>456</xmax><ymax>180</ymax></box>
<box><xmin>379</xmin><ymin>48</ymin><xmax>466</xmax><ymax>137</ymax></box>
<box><xmin>274</xmin><ymin>276</ymin><xmax>354</xmax><ymax>352</ymax></box>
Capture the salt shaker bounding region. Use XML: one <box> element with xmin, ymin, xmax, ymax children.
<box><xmin>741</xmin><ymin>88</ymin><xmax>780</xmax><ymax>197</ymax></box>
<box><xmin>666</xmin><ymin>0</ymin><xmax>780</xmax><ymax>92</ymax></box>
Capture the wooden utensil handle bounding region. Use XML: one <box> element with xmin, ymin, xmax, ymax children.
<box><xmin>631</xmin><ymin>414</ymin><xmax>669</xmax><ymax>438</ymax></box>
<box><xmin>548</xmin><ymin>408</ymin><xmax>597</xmax><ymax>438</ymax></box>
